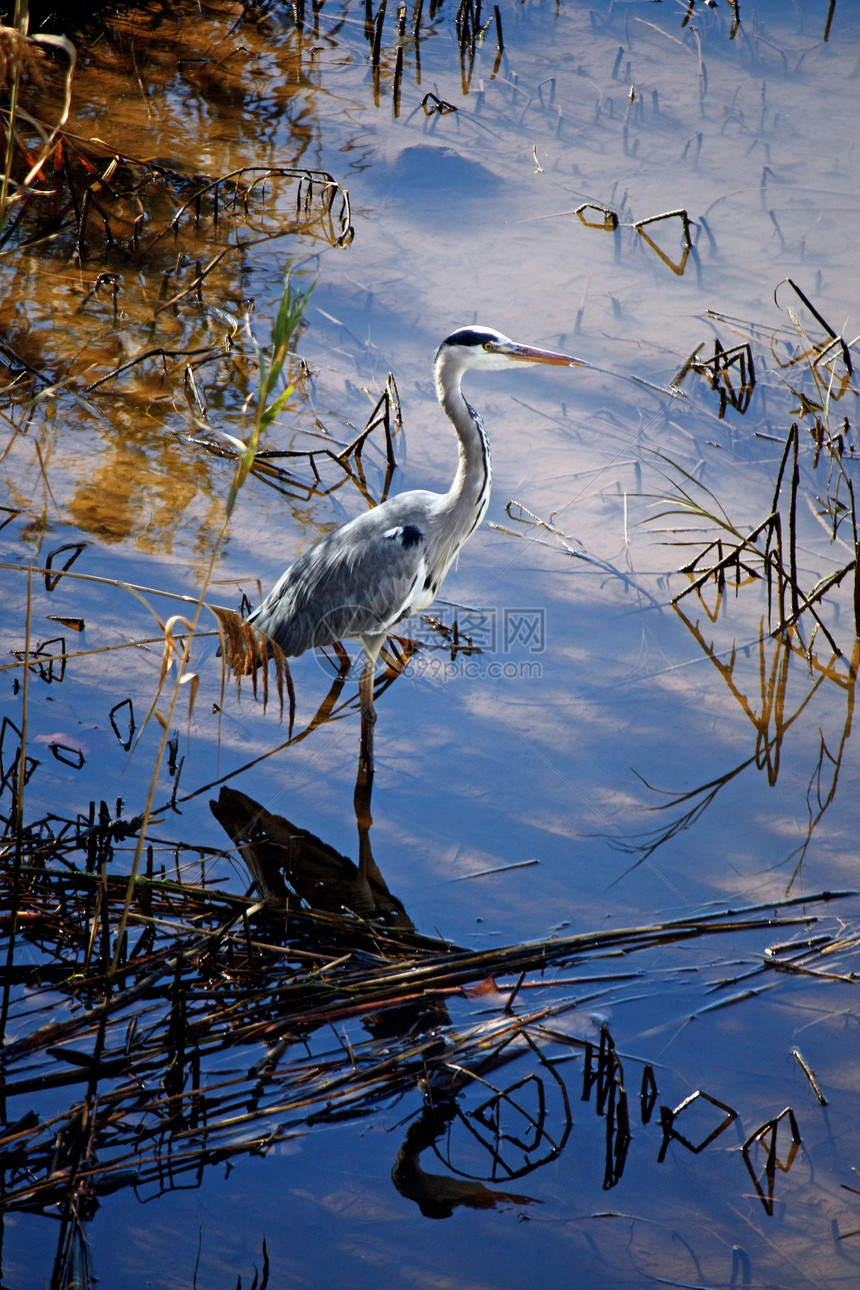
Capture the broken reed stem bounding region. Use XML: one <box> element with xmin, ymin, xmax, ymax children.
<box><xmin>790</xmin><ymin>1047</ymin><xmax>827</xmax><ymax>1105</ymax></box>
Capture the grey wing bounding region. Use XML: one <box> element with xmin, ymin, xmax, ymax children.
<box><xmin>248</xmin><ymin>512</ymin><xmax>429</xmax><ymax>656</ymax></box>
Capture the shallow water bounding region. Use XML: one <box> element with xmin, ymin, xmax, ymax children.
<box><xmin>1</xmin><ymin>1</ymin><xmax>859</xmax><ymax>1286</ymax></box>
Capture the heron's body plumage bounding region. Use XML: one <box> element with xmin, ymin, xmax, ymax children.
<box><xmin>248</xmin><ymin>492</ymin><xmax>436</xmax><ymax>656</ymax></box>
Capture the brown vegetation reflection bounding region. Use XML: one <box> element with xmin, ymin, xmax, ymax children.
<box><xmin>620</xmin><ymin>288</ymin><xmax>859</xmax><ymax>888</ymax></box>
<box><xmin>493</xmin><ymin>281</ymin><xmax>857</xmax><ymax>892</ymax></box>
<box><xmin>0</xmin><ymin>2</ymin><xmax>353</xmax><ymax>564</ymax></box>
<box><xmin>625</xmin><ymin>618</ymin><xmax>858</xmax><ymax>892</ymax></box>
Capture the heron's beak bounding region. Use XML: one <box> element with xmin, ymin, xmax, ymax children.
<box><xmin>504</xmin><ymin>340</ymin><xmax>684</xmax><ymax>400</ymax></box>
<box><xmin>502</xmin><ymin>342</ymin><xmax>591</xmax><ymax>369</ymax></box>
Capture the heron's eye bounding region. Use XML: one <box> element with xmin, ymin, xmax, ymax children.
<box><xmin>482</xmin><ymin>341</ymin><xmax>494</xmax><ymax>352</ymax></box>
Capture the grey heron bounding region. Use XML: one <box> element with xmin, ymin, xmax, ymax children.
<box><xmin>247</xmin><ymin>325</ymin><xmax>586</xmax><ymax>781</ymax></box>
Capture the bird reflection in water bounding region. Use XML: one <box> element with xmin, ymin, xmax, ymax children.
<box><xmin>392</xmin><ymin>1100</ymin><xmax>538</xmax><ymax>1218</ymax></box>
<box><xmin>211</xmin><ymin>784</ymin><xmax>411</xmax><ymax>927</ymax></box>
<box><xmin>212</xmin><ymin>788</ymin><xmax>574</xmax><ymax>1217</ymax></box>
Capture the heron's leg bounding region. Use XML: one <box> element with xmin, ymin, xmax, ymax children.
<box><xmin>354</xmin><ymin>649</ymin><xmax>378</xmax><ymax>817</ymax></box>
<box><xmin>354</xmin><ymin>759</ymin><xmax>373</xmax><ymax>829</ymax></box>
<box><xmin>359</xmin><ymin>650</ymin><xmax>377</xmax><ymax>738</ymax></box>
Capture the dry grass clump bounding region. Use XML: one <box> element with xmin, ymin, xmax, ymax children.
<box><xmin>0</xmin><ymin>23</ymin><xmax>47</xmax><ymax>93</ymax></box>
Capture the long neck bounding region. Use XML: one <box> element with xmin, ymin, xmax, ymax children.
<box><xmin>434</xmin><ymin>352</ymin><xmax>492</xmax><ymax>548</ymax></box>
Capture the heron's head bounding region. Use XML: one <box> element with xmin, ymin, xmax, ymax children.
<box><xmin>436</xmin><ymin>325</ymin><xmax>590</xmax><ymax>373</ymax></box>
